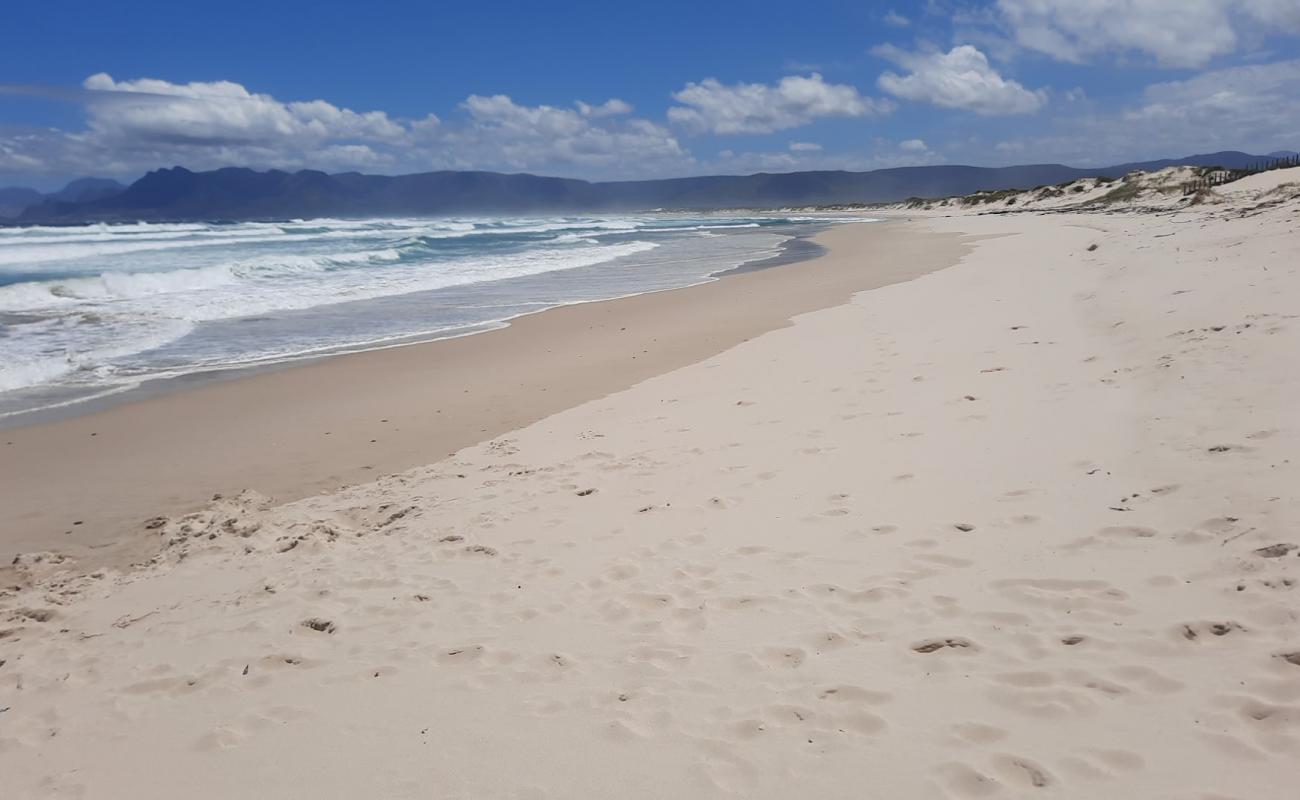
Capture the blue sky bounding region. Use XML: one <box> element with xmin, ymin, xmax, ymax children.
<box><xmin>3</xmin><ymin>0</ymin><xmax>1299</xmax><ymax>188</ymax></box>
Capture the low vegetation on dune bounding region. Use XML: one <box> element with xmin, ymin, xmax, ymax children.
<box><xmin>885</xmin><ymin>164</ymin><xmax>1300</xmax><ymax>215</ymax></box>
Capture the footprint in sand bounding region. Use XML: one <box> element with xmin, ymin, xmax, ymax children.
<box><xmin>934</xmin><ymin>762</ymin><xmax>1002</xmax><ymax>798</ymax></box>
<box><xmin>989</xmin><ymin>754</ymin><xmax>1056</xmax><ymax>789</ymax></box>
<box><xmin>1059</xmin><ymin>748</ymin><xmax>1146</xmax><ymax>780</ymax></box>
<box><xmin>693</xmin><ymin>740</ymin><xmax>759</xmax><ymax>794</ymax></box>
<box><xmin>757</xmin><ymin>646</ymin><xmax>809</xmax><ymax>668</ymax></box>
<box><xmin>1098</xmin><ymin>525</ymin><xmax>1159</xmax><ymax>540</ymax></box>
<box><xmin>1179</xmin><ymin>620</ymin><xmax>1247</xmax><ymax>641</ymax></box>
<box><xmin>948</xmin><ymin>722</ymin><xmax>1009</xmax><ymax>745</ymax></box>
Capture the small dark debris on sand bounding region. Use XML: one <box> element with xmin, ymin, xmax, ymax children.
<box><xmin>913</xmin><ymin>637</ymin><xmax>976</xmax><ymax>653</ymax></box>
<box><xmin>302</xmin><ymin>618</ymin><xmax>337</xmax><ymax>634</ymax></box>
<box><xmin>1253</xmin><ymin>543</ymin><xmax>1298</xmax><ymax>558</ymax></box>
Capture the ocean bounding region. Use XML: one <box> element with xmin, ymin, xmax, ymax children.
<box><xmin>0</xmin><ymin>213</ymin><xmax>874</xmax><ymax>420</ymax></box>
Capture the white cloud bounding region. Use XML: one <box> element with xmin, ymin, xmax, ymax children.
<box><xmin>668</xmin><ymin>74</ymin><xmax>892</xmax><ymax>135</ymax></box>
<box><xmin>1246</xmin><ymin>0</ymin><xmax>1300</xmax><ymax>30</ymax></box>
<box><xmin>975</xmin><ymin>59</ymin><xmax>1300</xmax><ymax>165</ymax></box>
<box><xmin>884</xmin><ymin>10</ymin><xmax>910</xmax><ymax>27</ymax></box>
<box><xmin>1122</xmin><ymin>58</ymin><xmax>1300</xmax><ymax>148</ymax></box>
<box><xmin>876</xmin><ymin>45</ymin><xmax>1047</xmax><ymax>115</ymax></box>
<box><xmin>460</xmin><ymin>94</ymin><xmax>588</xmax><ymax>138</ymax></box>
<box><xmin>716</xmin><ymin>149</ymin><xmax>799</xmax><ymax>170</ymax></box>
<box><xmin>726</xmin><ymin>137</ymin><xmax>947</xmax><ymax>174</ymax></box>
<box><xmin>789</xmin><ymin>141</ymin><xmax>823</xmax><ymax>151</ymax></box>
<box><xmin>997</xmin><ymin>0</ymin><xmax>1300</xmax><ymax>68</ymax></box>
<box><xmin>82</xmin><ymin>73</ymin><xmax>414</xmax><ymax>146</ymax></box>
<box><xmin>575</xmin><ymin>98</ymin><xmax>633</xmax><ymax>118</ymax></box>
<box><xmin>315</xmin><ymin>144</ymin><xmax>394</xmax><ymax>170</ymax></box>
<box><xmin>0</xmin><ymin>75</ymin><xmax>692</xmax><ymax>181</ymax></box>
<box><xmin>709</xmin><ymin>142</ymin><xmax>944</xmax><ymax>175</ymax></box>
<box><xmin>869</xmin><ymin>137</ymin><xmax>939</xmax><ymax>165</ymax></box>
<box><xmin>452</xmin><ymin>94</ymin><xmax>687</xmax><ymax>172</ymax></box>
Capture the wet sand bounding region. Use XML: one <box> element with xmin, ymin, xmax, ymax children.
<box><xmin>0</xmin><ymin>221</ymin><xmax>966</xmax><ymax>567</ymax></box>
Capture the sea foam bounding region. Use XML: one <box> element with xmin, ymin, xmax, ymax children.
<box><xmin>0</xmin><ymin>213</ymin><xmax>874</xmax><ymax>416</ymax></box>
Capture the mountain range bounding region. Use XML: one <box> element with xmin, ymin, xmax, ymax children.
<box><xmin>3</xmin><ymin>151</ymin><xmax>1291</xmax><ymax>223</ymax></box>
<box><xmin>0</xmin><ymin>178</ymin><xmax>126</xmax><ymax>219</ymax></box>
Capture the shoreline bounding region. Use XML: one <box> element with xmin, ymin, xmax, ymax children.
<box><xmin>0</xmin><ymin>218</ymin><xmax>960</xmax><ymax>569</ymax></box>
<box><xmin>0</xmin><ymin>219</ymin><xmax>839</xmax><ymax>430</ymax></box>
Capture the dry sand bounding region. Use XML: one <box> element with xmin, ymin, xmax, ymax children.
<box><xmin>2</xmin><ymin>193</ymin><xmax>1299</xmax><ymax>798</ymax></box>
<box><xmin>0</xmin><ymin>221</ymin><xmax>964</xmax><ymax>568</ymax></box>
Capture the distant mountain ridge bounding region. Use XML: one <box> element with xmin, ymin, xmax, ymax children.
<box><xmin>5</xmin><ymin>151</ymin><xmax>1285</xmax><ymax>223</ymax></box>
<box><xmin>0</xmin><ymin>177</ymin><xmax>125</xmax><ymax>219</ymax></box>
<box><xmin>0</xmin><ymin>186</ymin><xmax>43</xmax><ymax>219</ymax></box>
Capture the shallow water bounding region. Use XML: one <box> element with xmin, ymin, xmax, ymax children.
<box><xmin>0</xmin><ymin>212</ymin><xmax>873</xmax><ymax>418</ymax></box>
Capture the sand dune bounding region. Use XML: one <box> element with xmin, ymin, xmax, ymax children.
<box><xmin>2</xmin><ymin>191</ymin><xmax>1298</xmax><ymax>797</ymax></box>
<box><xmin>1221</xmin><ymin>166</ymin><xmax>1300</xmax><ymax>195</ymax></box>
<box><xmin>890</xmin><ymin>164</ymin><xmax>1300</xmax><ymax>215</ymax></box>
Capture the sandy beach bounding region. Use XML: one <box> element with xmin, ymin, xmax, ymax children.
<box><xmin>2</xmin><ymin>177</ymin><xmax>1299</xmax><ymax>798</ymax></box>
<box><xmin>0</xmin><ymin>221</ymin><xmax>963</xmax><ymax>568</ymax></box>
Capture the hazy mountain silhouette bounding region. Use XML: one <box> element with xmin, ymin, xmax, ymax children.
<box><xmin>0</xmin><ymin>186</ymin><xmax>43</xmax><ymax>219</ymax></box>
<box><xmin>0</xmin><ymin>177</ymin><xmax>126</xmax><ymax>219</ymax></box>
<box><xmin>7</xmin><ymin>151</ymin><xmax>1282</xmax><ymax>223</ymax></box>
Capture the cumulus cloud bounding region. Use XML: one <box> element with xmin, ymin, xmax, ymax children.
<box><xmin>884</xmin><ymin>10</ymin><xmax>910</xmax><ymax>27</ymax></box>
<box><xmin>575</xmin><ymin>98</ymin><xmax>633</xmax><ymax>117</ymax></box>
<box><xmin>453</xmin><ymin>94</ymin><xmax>686</xmax><ymax>171</ymax></box>
<box><xmin>1122</xmin><ymin>58</ymin><xmax>1300</xmax><ymax>148</ymax></box>
<box><xmin>709</xmin><ymin>137</ymin><xmax>945</xmax><ymax>175</ymax></box>
<box><xmin>668</xmin><ymin>74</ymin><xmax>892</xmax><ymax>135</ymax></box>
<box><xmin>0</xmin><ymin>73</ymin><xmax>441</xmax><ymax>178</ymax></box>
<box><xmin>997</xmin><ymin>0</ymin><xmax>1300</xmax><ymax>68</ymax></box>
<box><xmin>789</xmin><ymin>141</ymin><xmax>823</xmax><ymax>152</ymax></box>
<box><xmin>1247</xmin><ymin>0</ymin><xmax>1300</xmax><ymax>29</ymax></box>
<box><xmin>0</xmin><ymin>75</ymin><xmax>692</xmax><ymax>181</ymax></box>
<box><xmin>876</xmin><ymin>45</ymin><xmax>1047</xmax><ymax>115</ymax></box>
<box><xmin>82</xmin><ymin>73</ymin><xmax>414</xmax><ymax>147</ymax></box>
<box><xmin>977</xmin><ymin>59</ymin><xmax>1300</xmax><ymax>164</ymax></box>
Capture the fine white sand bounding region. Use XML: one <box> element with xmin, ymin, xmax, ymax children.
<box><xmin>2</xmin><ymin>192</ymin><xmax>1299</xmax><ymax>798</ymax></box>
<box><xmin>1221</xmin><ymin>166</ymin><xmax>1300</xmax><ymax>195</ymax></box>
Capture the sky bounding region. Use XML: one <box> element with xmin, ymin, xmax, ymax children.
<box><xmin>2</xmin><ymin>0</ymin><xmax>1300</xmax><ymax>189</ymax></box>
